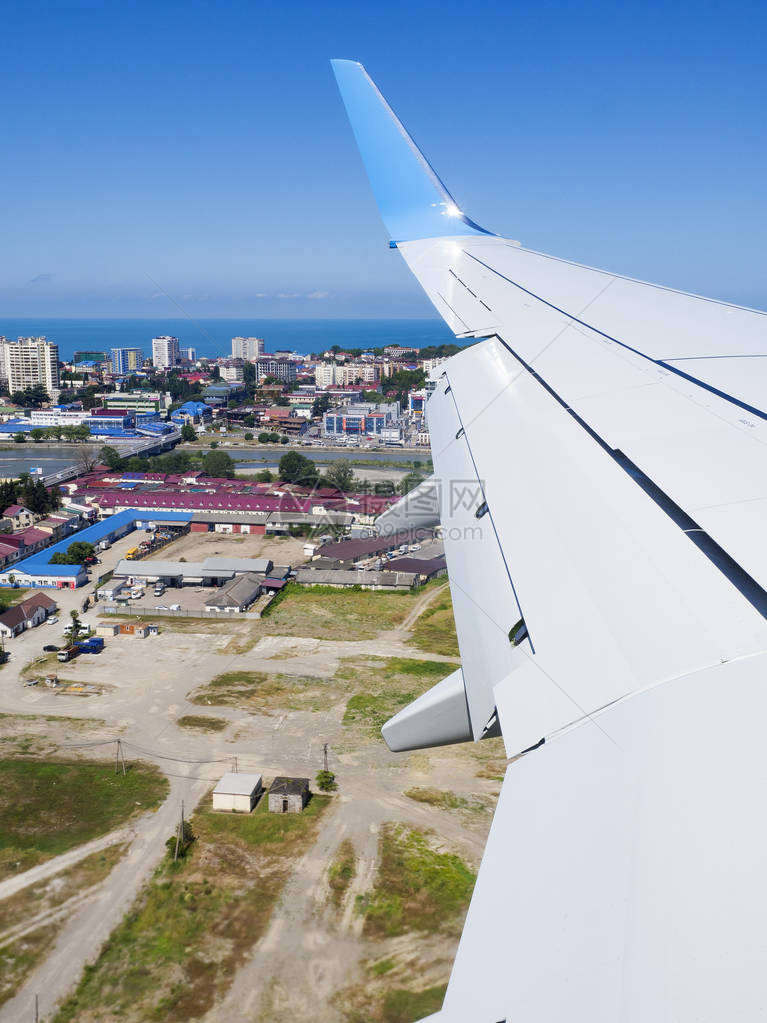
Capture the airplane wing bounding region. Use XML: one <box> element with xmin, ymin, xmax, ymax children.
<box><xmin>332</xmin><ymin>59</ymin><xmax>767</xmax><ymax>1021</ymax></box>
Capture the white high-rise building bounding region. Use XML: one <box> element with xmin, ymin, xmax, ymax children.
<box><xmin>180</xmin><ymin>347</ymin><xmax>197</xmax><ymax>362</ymax></box>
<box><xmin>231</xmin><ymin>336</ymin><xmax>265</xmax><ymax>360</ymax></box>
<box><xmin>152</xmin><ymin>336</ymin><xmax>180</xmax><ymax>369</ymax></box>
<box><xmin>4</xmin><ymin>337</ymin><xmax>60</xmax><ymax>397</ymax></box>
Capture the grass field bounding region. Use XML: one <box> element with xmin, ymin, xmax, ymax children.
<box><xmin>340</xmin><ymin>983</ymin><xmax>448</xmax><ymax>1023</ymax></box>
<box><xmin>341</xmin><ymin>658</ymin><xmax>451</xmax><ymax>737</ymax></box>
<box><xmin>192</xmin><ymin>655</ymin><xmax>452</xmax><ymax>726</ymax></box>
<box><xmin>176</xmin><ymin>715</ymin><xmax>228</xmax><ymax>732</ymax></box>
<box><xmin>356</xmin><ymin>824</ymin><xmax>475</xmax><ymax>938</ymax></box>
<box><xmin>0</xmin><ymin>759</ymin><xmax>168</xmax><ymax>880</ymax></box>
<box><xmin>0</xmin><ymin>587</ymin><xmax>30</xmax><ymax>612</ymax></box>
<box><xmin>190</xmin><ymin>668</ymin><xmax>335</xmax><ymax>713</ymax></box>
<box><xmin>407</xmin><ymin>588</ymin><xmax>459</xmax><ymax>657</ymax></box>
<box><xmin>53</xmin><ymin>795</ymin><xmax>330</xmax><ymax>1023</ymax></box>
<box><xmin>258</xmin><ymin>584</ymin><xmax>418</xmax><ymax>640</ymax></box>
<box><xmin>404</xmin><ymin>787</ymin><xmax>488</xmax><ymax>815</ymax></box>
<box><xmin>328</xmin><ymin>838</ymin><xmax>356</xmax><ymax>909</ymax></box>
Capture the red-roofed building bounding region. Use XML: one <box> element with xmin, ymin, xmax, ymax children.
<box><xmin>3</xmin><ymin>505</ymin><xmax>34</xmax><ymax>529</ymax></box>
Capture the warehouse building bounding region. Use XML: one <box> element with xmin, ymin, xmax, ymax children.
<box><xmin>295</xmin><ymin>567</ymin><xmax>418</xmax><ymax>590</ymax></box>
<box><xmin>213</xmin><ymin>773</ymin><xmax>263</xmax><ymax>813</ymax></box>
<box><xmin>114</xmin><ymin>556</ymin><xmax>273</xmax><ymax>588</ymax></box>
<box><xmin>204</xmin><ymin>573</ymin><xmax>263</xmax><ymax>612</ymax></box>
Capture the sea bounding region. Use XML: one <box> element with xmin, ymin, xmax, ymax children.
<box><xmin>0</xmin><ymin>318</ymin><xmax>458</xmax><ymax>363</ymax></box>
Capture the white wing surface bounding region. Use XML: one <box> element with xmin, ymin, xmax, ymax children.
<box><xmin>332</xmin><ymin>59</ymin><xmax>767</xmax><ymax>1021</ymax></box>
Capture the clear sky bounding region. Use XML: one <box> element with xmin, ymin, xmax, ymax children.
<box><xmin>4</xmin><ymin>0</ymin><xmax>766</xmax><ymax>318</ymax></box>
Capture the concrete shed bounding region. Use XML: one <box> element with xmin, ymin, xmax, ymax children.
<box><xmin>96</xmin><ymin>623</ymin><xmax>119</xmax><ymax>637</ymax></box>
<box><xmin>212</xmin><ymin>773</ymin><xmax>263</xmax><ymax>813</ymax></box>
<box><xmin>268</xmin><ymin>777</ymin><xmax>310</xmax><ymax>814</ymax></box>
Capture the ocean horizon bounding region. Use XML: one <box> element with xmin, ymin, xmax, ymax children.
<box><xmin>0</xmin><ymin>317</ymin><xmax>458</xmax><ymax>363</ymax></box>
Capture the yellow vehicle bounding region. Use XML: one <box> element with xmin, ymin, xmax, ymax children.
<box><xmin>125</xmin><ymin>547</ymin><xmax>140</xmax><ymax>560</ymax></box>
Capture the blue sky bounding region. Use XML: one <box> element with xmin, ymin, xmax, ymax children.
<box><xmin>4</xmin><ymin>0</ymin><xmax>766</xmax><ymax>317</ymax></box>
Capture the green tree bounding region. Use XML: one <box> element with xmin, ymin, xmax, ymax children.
<box><xmin>244</xmin><ymin>432</ymin><xmax>254</xmax><ymax>441</ymax></box>
<box><xmin>256</xmin><ymin>469</ymin><xmax>273</xmax><ymax>482</ymax></box>
<box><xmin>258</xmin><ymin>432</ymin><xmax>270</xmax><ymax>443</ymax></box>
<box><xmin>99</xmin><ymin>445</ymin><xmax>123</xmax><ymax>470</ymax></box>
<box><xmin>12</xmin><ymin>431</ymin><xmax>27</xmax><ymax>443</ymax></box>
<box><xmin>11</xmin><ymin>384</ymin><xmax>50</xmax><ymax>408</ymax></box>
<box><xmin>278</xmin><ymin>451</ymin><xmax>319</xmax><ymax>485</ymax></box>
<box><xmin>30</xmin><ymin>428</ymin><xmax>45</xmax><ymax>443</ymax></box>
<box><xmin>325</xmin><ymin>459</ymin><xmax>355</xmax><ymax>493</ymax></box>
<box><xmin>180</xmin><ymin>423</ymin><xmax>196</xmax><ymax>442</ymax></box>
<box><xmin>69</xmin><ymin>609</ymin><xmax>84</xmax><ymax>642</ymax></box>
<box><xmin>201</xmin><ymin>450</ymin><xmax>235</xmax><ymax>478</ymax></box>
<box><xmin>311</xmin><ymin>394</ymin><xmax>330</xmax><ymax>418</ymax></box>
<box><xmin>315</xmin><ymin>770</ymin><xmax>337</xmax><ymax>792</ymax></box>
<box><xmin>209</xmin><ymin>440</ymin><xmax>219</xmax><ymax>449</ymax></box>
<box><xmin>279</xmin><ymin>435</ymin><xmax>289</xmax><ymax>445</ymax></box>
<box><xmin>51</xmin><ymin>541</ymin><xmax>96</xmax><ymax>565</ymax></box>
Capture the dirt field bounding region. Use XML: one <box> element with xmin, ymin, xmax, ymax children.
<box><xmin>0</xmin><ymin>561</ymin><xmax>497</xmax><ymax>1023</ymax></box>
<box><xmin>143</xmin><ymin>529</ymin><xmax>308</xmax><ymax>567</ymax></box>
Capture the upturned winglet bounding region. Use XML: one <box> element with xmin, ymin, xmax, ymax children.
<box><xmin>330</xmin><ymin>59</ymin><xmax>492</xmax><ymax>244</ymax></box>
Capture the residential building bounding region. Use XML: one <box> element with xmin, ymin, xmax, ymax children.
<box><xmin>0</xmin><ymin>592</ymin><xmax>58</xmax><ymax>638</ymax></box>
<box><xmin>315</xmin><ymin>362</ymin><xmax>378</xmax><ymax>388</ymax></box>
<box><xmin>111</xmin><ymin>347</ymin><xmax>145</xmax><ymax>374</ymax></box>
<box><xmin>383</xmin><ymin>345</ymin><xmax>420</xmax><ymax>358</ymax></box>
<box><xmin>2</xmin><ymin>505</ymin><xmax>35</xmax><ymax>530</ymax></box>
<box><xmin>3</xmin><ymin>337</ymin><xmax>60</xmax><ymax>397</ymax></box>
<box><xmin>180</xmin><ymin>347</ymin><xmax>197</xmax><ymax>362</ymax></box>
<box><xmin>151</xmin><ymin>336</ymin><xmax>180</xmax><ymax>369</ymax></box>
<box><xmin>220</xmin><ymin>362</ymin><xmax>244</xmax><ymax>382</ymax></box>
<box><xmin>231</xmin><ymin>336</ymin><xmax>265</xmax><ymax>360</ymax></box>
<box><xmin>254</xmin><ymin>358</ymin><xmax>297</xmax><ymax>384</ymax></box>
<box><xmin>420</xmin><ymin>356</ymin><xmax>449</xmax><ymax>375</ymax></box>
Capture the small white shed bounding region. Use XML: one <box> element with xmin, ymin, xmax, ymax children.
<box><xmin>212</xmin><ymin>772</ymin><xmax>263</xmax><ymax>813</ymax></box>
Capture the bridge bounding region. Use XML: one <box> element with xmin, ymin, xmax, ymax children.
<box><xmin>40</xmin><ymin>429</ymin><xmax>182</xmax><ymax>487</ymax></box>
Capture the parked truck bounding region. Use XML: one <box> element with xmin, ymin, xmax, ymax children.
<box><xmin>75</xmin><ymin>637</ymin><xmax>105</xmax><ymax>654</ymax></box>
<box><xmin>57</xmin><ymin>646</ymin><xmax>78</xmax><ymax>662</ymax></box>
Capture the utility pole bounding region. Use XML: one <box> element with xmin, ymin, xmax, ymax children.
<box><xmin>232</xmin><ymin>755</ymin><xmax>238</xmax><ymax>773</ymax></box>
<box><xmin>323</xmin><ymin>742</ymin><xmax>329</xmax><ymax>773</ymax></box>
<box><xmin>173</xmin><ymin>801</ymin><xmax>185</xmax><ymax>861</ymax></box>
<box><xmin>34</xmin><ymin>994</ymin><xmax>38</xmax><ymax>1022</ymax></box>
<box><xmin>114</xmin><ymin>739</ymin><xmax>126</xmax><ymax>776</ymax></box>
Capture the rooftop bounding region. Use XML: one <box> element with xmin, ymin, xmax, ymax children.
<box><xmin>213</xmin><ymin>773</ymin><xmax>263</xmax><ymax>796</ymax></box>
<box><xmin>268</xmin><ymin>777</ymin><xmax>310</xmax><ymax>796</ymax></box>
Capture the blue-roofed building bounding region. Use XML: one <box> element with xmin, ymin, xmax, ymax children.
<box><xmin>171</xmin><ymin>400</ymin><xmax>213</xmax><ymax>425</ymax></box>
<box><xmin>0</xmin><ymin>509</ymin><xmax>192</xmax><ymax>589</ymax></box>
<box><xmin>0</xmin><ymin>419</ymin><xmax>31</xmax><ymax>435</ymax></box>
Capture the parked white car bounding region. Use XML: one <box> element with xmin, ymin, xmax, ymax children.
<box><xmin>169</xmin><ymin>603</ymin><xmax>181</xmax><ymax>611</ymax></box>
<box><xmin>47</xmin><ymin>615</ymin><xmax>59</xmax><ymax>624</ymax></box>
